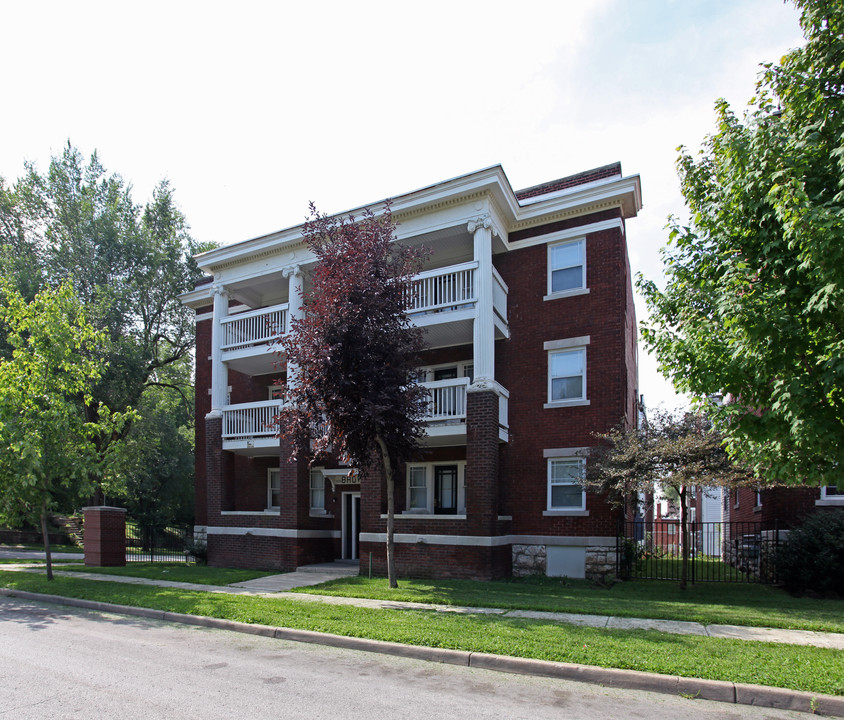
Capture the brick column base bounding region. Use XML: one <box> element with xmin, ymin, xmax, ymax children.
<box><xmin>83</xmin><ymin>506</ymin><xmax>127</xmax><ymax>566</ymax></box>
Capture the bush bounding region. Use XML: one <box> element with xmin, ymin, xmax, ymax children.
<box><xmin>775</xmin><ymin>510</ymin><xmax>844</xmax><ymax>596</ymax></box>
<box><xmin>185</xmin><ymin>538</ymin><xmax>208</xmax><ymax>565</ymax></box>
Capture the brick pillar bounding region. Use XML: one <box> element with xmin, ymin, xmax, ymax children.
<box><xmin>205</xmin><ymin>413</ymin><xmax>224</xmax><ymax>519</ymax></box>
<box><xmin>466</xmin><ymin>389</ymin><xmax>500</xmax><ymax>536</ymax></box>
<box><xmin>83</xmin><ymin>507</ymin><xmax>126</xmax><ymax>567</ymax></box>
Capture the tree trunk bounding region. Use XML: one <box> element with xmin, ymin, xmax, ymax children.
<box><xmin>376</xmin><ymin>436</ymin><xmax>398</xmax><ymax>589</ymax></box>
<box><xmin>678</xmin><ymin>485</ymin><xmax>688</xmax><ymax>591</ymax></box>
<box><xmin>40</xmin><ymin>497</ymin><xmax>53</xmax><ymax>581</ymax></box>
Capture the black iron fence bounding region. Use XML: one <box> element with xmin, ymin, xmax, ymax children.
<box><xmin>618</xmin><ymin>520</ymin><xmax>786</xmax><ymax>583</ymax></box>
<box><xmin>126</xmin><ymin>521</ymin><xmax>193</xmax><ymax>562</ymax></box>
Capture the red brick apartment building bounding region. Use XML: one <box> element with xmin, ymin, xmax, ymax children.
<box><xmin>180</xmin><ymin>163</ymin><xmax>642</xmax><ymax>581</ymax></box>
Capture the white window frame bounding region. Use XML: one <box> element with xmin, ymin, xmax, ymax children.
<box><xmin>267</xmin><ymin>384</ymin><xmax>285</xmax><ymax>400</ymax></box>
<box><xmin>310</xmin><ymin>468</ymin><xmax>326</xmax><ymax>513</ymax></box>
<box><xmin>404</xmin><ymin>462</ymin><xmax>466</xmax><ymax>515</ymax></box>
<box><xmin>267</xmin><ymin>468</ymin><xmax>280</xmax><ymax>510</ymax></box>
<box><xmin>545</xmin><ymin>456</ymin><xmax>587</xmax><ymax>514</ymax></box>
<box><xmin>544</xmin><ymin>337</ymin><xmax>590</xmax><ymax>408</ymax></box>
<box><xmin>817</xmin><ymin>485</ymin><xmax>843</xmax><ymax>505</ymax></box>
<box><xmin>546</xmin><ymin>238</ymin><xmax>586</xmax><ymax>299</ymax></box>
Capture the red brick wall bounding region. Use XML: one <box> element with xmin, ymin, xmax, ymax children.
<box><xmin>194</xmin><ymin>316</ymin><xmax>211</xmax><ymax>525</ymax></box>
<box><xmin>495</xmin><ymin>214</ymin><xmax>634</xmax><ymax>537</ymax></box>
<box><xmin>359</xmin><ymin>540</ymin><xmax>511</xmax><ymax>580</ymax></box>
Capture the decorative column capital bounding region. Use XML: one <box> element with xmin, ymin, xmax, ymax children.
<box><xmin>210</xmin><ymin>282</ymin><xmax>230</xmax><ymax>299</ymax></box>
<box><xmin>467</xmin><ymin>215</ymin><xmax>491</xmax><ymax>235</ymax></box>
<box><xmin>282</xmin><ymin>264</ymin><xmax>304</xmax><ymax>280</ymax></box>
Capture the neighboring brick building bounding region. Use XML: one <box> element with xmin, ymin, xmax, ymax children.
<box><xmin>181</xmin><ymin>163</ymin><xmax>642</xmax><ymax>581</ymax></box>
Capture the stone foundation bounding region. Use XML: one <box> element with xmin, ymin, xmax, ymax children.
<box><xmin>511</xmin><ymin>543</ymin><xmax>618</xmax><ymax>582</ymax></box>
<box><xmin>512</xmin><ymin>544</ymin><xmax>546</xmax><ymax>576</ymax></box>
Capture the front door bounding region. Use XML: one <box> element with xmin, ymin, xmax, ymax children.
<box><xmin>342</xmin><ymin>492</ymin><xmax>361</xmax><ymax>560</ymax></box>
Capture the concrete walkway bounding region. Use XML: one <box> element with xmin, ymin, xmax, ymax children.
<box><xmin>2</xmin><ymin>557</ymin><xmax>843</xmax><ymax>650</ymax></box>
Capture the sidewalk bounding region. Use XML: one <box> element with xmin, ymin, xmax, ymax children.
<box><xmin>3</xmin><ymin>561</ymin><xmax>843</xmax><ymax>650</ymax></box>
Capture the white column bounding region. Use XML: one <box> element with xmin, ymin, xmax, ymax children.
<box><xmin>283</xmin><ymin>265</ymin><xmax>305</xmax><ymax>388</ymax></box>
<box><xmin>208</xmin><ymin>283</ymin><xmax>229</xmax><ymax>416</ymax></box>
<box><xmin>469</xmin><ymin>215</ymin><xmax>495</xmax><ymax>390</ymax></box>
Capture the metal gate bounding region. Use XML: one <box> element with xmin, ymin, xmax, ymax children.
<box><xmin>617</xmin><ymin>519</ymin><xmax>784</xmax><ymax>583</ymax></box>
<box><xmin>126</xmin><ymin>521</ymin><xmax>193</xmax><ymax>562</ymax></box>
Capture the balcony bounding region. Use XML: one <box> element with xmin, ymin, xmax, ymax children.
<box><xmin>221</xmin><ymin>400</ymin><xmax>283</xmax><ymax>456</ymax></box>
<box><xmin>221</xmin><ymin>379</ymin><xmax>508</xmax><ymax>455</ymax></box>
<box><xmin>220</xmin><ymin>302</ymin><xmax>287</xmax><ymax>375</ymax></box>
<box><xmin>217</xmin><ymin>262</ymin><xmax>509</xmax><ymax>375</ymax></box>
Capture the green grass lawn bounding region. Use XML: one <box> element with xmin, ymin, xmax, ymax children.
<box><xmin>292</xmin><ymin>576</ymin><xmax>844</xmax><ymax>633</ymax></box>
<box><xmin>0</xmin><ymin>570</ymin><xmax>841</xmax><ymax>697</ymax></box>
<box><xmin>0</xmin><ymin>558</ymin><xmax>80</xmax><ymax>565</ymax></box>
<box><xmin>59</xmin><ymin>563</ymin><xmax>277</xmax><ymax>586</ymax></box>
<box><xmin>0</xmin><ymin>543</ymin><xmax>82</xmax><ymax>553</ymax></box>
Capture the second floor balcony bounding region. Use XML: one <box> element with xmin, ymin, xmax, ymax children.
<box><xmin>220</xmin><ymin>377</ymin><xmax>509</xmax><ymax>455</ymax></box>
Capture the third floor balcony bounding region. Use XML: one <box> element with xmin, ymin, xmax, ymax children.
<box><xmin>220</xmin><ymin>261</ymin><xmax>508</xmax><ymax>375</ymax></box>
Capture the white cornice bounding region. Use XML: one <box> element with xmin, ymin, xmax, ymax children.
<box><xmin>189</xmin><ymin>166</ymin><xmax>641</xmax><ymax>277</ymax></box>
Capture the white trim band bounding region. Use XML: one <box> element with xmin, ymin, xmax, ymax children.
<box><xmin>206</xmin><ymin>526</ymin><xmax>340</xmax><ymax>539</ymax></box>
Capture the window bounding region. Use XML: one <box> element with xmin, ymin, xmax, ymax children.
<box><xmin>405</xmin><ymin>462</ymin><xmax>466</xmax><ymax>514</ymax></box>
<box><xmin>547</xmin><ymin>458</ymin><xmax>586</xmax><ymax>511</ymax></box>
<box><xmin>548</xmin><ymin>239</ymin><xmax>585</xmax><ymax>295</ymax></box>
<box><xmin>267</xmin><ymin>469</ymin><xmax>280</xmax><ymax>510</ymax></box>
<box><xmin>549</xmin><ymin>348</ymin><xmax>585</xmax><ymax>403</ymax></box>
<box><xmin>268</xmin><ymin>384</ymin><xmax>285</xmax><ymax>400</ymax></box>
<box><xmin>820</xmin><ymin>486</ymin><xmax>842</xmax><ymax>502</ymax></box>
<box><xmin>310</xmin><ymin>469</ymin><xmax>325</xmax><ymax>512</ymax></box>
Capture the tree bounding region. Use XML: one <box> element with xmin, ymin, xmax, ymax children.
<box><xmin>639</xmin><ymin>0</ymin><xmax>844</xmax><ymax>485</ymax></box>
<box><xmin>276</xmin><ymin>203</ymin><xmax>428</xmax><ymax>588</ymax></box>
<box><xmin>584</xmin><ymin>408</ymin><xmax>754</xmax><ymax>589</ymax></box>
<box><xmin>0</xmin><ymin>143</ymin><xmax>208</xmax><ymax>504</ymax></box>
<box><xmin>0</xmin><ymin>282</ymin><xmax>127</xmax><ymax>579</ymax></box>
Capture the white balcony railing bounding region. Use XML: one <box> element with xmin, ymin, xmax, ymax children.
<box><xmin>407</xmin><ymin>261</ymin><xmax>477</xmax><ymax>316</ymax></box>
<box><xmin>421</xmin><ymin>377</ymin><xmax>470</xmax><ymax>422</ymax></box>
<box><xmin>492</xmin><ymin>265</ymin><xmax>508</xmax><ymax>322</ymax></box>
<box><xmin>221</xmin><ymin>302</ymin><xmax>288</xmax><ymax>352</ymax></box>
<box><xmin>222</xmin><ymin>400</ymin><xmax>284</xmax><ymax>439</ymax></box>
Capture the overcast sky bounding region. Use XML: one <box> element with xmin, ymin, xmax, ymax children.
<box><xmin>1</xmin><ymin>0</ymin><xmax>804</xmax><ymax>409</ymax></box>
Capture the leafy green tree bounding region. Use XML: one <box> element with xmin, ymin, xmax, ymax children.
<box><xmin>584</xmin><ymin>409</ymin><xmax>754</xmax><ymax>589</ymax></box>
<box><xmin>276</xmin><ymin>204</ymin><xmax>428</xmax><ymax>588</ymax></box>
<box><xmin>639</xmin><ymin>0</ymin><xmax>844</xmax><ymax>485</ymax></box>
<box><xmin>0</xmin><ymin>143</ymin><xmax>207</xmax><ymax>504</ymax></box>
<box><xmin>111</xmin><ymin>364</ymin><xmax>195</xmax><ymax>527</ymax></box>
<box><xmin>0</xmin><ymin>282</ymin><xmax>128</xmax><ymax>579</ymax></box>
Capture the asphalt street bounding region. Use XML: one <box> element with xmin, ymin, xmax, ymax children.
<box><xmin>0</xmin><ymin>597</ymin><xmax>810</xmax><ymax>720</ymax></box>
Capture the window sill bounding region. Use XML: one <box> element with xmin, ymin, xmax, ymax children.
<box><xmin>815</xmin><ymin>499</ymin><xmax>844</xmax><ymax>506</ymax></box>
<box><xmin>387</xmin><ymin>513</ymin><xmax>467</xmax><ymax>520</ymax></box>
<box><xmin>544</xmin><ymin>400</ymin><xmax>590</xmax><ymax>409</ymax></box>
<box><xmin>310</xmin><ymin>511</ymin><xmax>334</xmax><ymax>518</ymax></box>
<box><xmin>753</xmin><ymin>505</ymin><xmax>762</xmax><ymax>513</ymax></box>
<box><xmin>543</xmin><ymin>510</ymin><xmax>589</xmax><ymax>517</ymax></box>
<box><xmin>221</xmin><ymin>510</ymin><xmax>279</xmax><ymax>516</ymax></box>
<box><xmin>543</xmin><ymin>288</ymin><xmax>590</xmax><ymax>302</ymax></box>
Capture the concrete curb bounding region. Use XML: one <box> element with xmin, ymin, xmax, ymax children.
<box><xmin>2</xmin><ymin>587</ymin><xmax>842</xmax><ymax>717</ymax></box>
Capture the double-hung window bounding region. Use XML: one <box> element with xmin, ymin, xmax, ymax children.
<box><xmin>547</xmin><ymin>458</ymin><xmax>586</xmax><ymax>512</ymax></box>
<box><xmin>267</xmin><ymin>469</ymin><xmax>281</xmax><ymax>510</ymax></box>
<box><xmin>548</xmin><ymin>239</ymin><xmax>585</xmax><ymax>295</ymax></box>
<box><xmin>549</xmin><ymin>348</ymin><xmax>585</xmax><ymax>402</ymax></box>
<box><xmin>310</xmin><ymin>469</ymin><xmax>325</xmax><ymax>513</ymax></box>
<box><xmin>544</xmin><ymin>337</ymin><xmax>589</xmax><ymax>407</ymax></box>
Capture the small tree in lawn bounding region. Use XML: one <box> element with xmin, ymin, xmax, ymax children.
<box><xmin>276</xmin><ymin>203</ymin><xmax>428</xmax><ymax>589</ymax></box>
<box><xmin>584</xmin><ymin>408</ymin><xmax>755</xmax><ymax>589</ymax></box>
<box><xmin>0</xmin><ymin>281</ymin><xmax>128</xmax><ymax>579</ymax></box>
